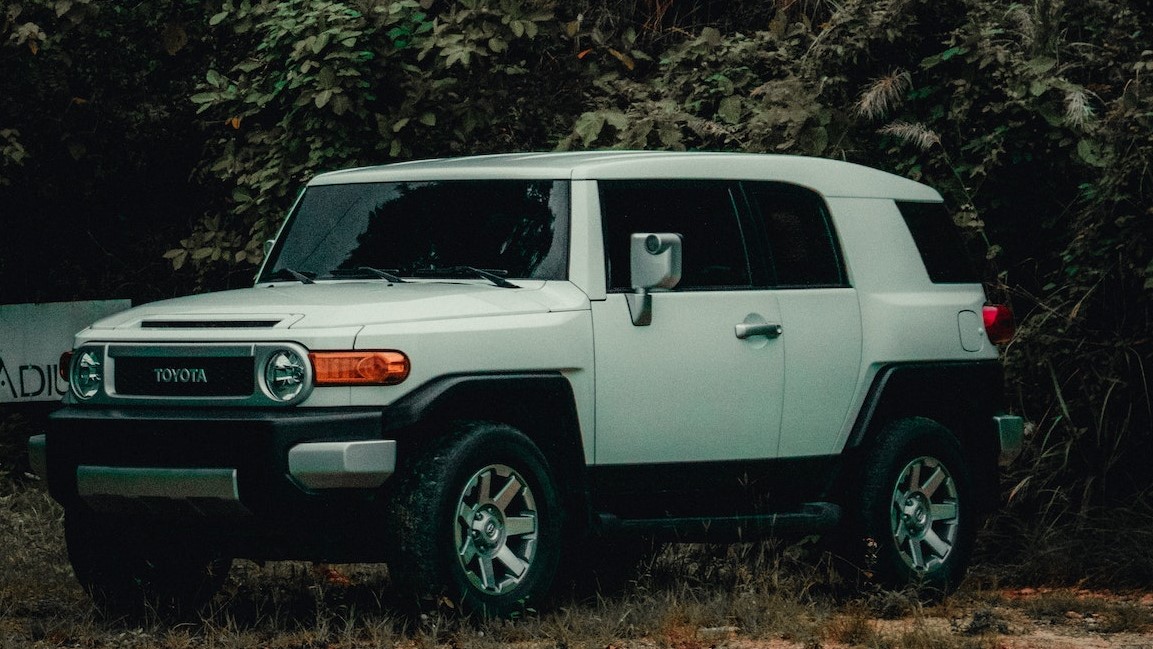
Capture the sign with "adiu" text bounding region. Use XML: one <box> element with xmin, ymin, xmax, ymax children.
<box><xmin>0</xmin><ymin>300</ymin><xmax>131</xmax><ymax>403</ymax></box>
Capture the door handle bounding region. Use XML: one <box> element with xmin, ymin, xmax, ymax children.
<box><xmin>734</xmin><ymin>322</ymin><xmax>783</xmax><ymax>339</ymax></box>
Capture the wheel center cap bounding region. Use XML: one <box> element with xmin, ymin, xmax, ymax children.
<box><xmin>903</xmin><ymin>495</ymin><xmax>930</xmax><ymax>534</ymax></box>
<box><xmin>470</xmin><ymin>508</ymin><xmax>505</xmax><ymax>551</ymax></box>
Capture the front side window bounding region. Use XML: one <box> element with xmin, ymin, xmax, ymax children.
<box><xmin>599</xmin><ymin>180</ymin><xmax>757</xmax><ymax>291</ymax></box>
<box><xmin>260</xmin><ymin>180</ymin><xmax>570</xmax><ymax>282</ymax></box>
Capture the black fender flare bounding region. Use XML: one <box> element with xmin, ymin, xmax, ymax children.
<box><xmin>383</xmin><ymin>372</ymin><xmax>590</xmax><ymax>526</ymax></box>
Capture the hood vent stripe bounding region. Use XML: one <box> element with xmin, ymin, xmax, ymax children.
<box><xmin>141</xmin><ymin>320</ymin><xmax>281</xmax><ymax>329</ymax></box>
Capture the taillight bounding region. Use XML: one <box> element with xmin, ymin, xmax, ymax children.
<box><xmin>982</xmin><ymin>304</ymin><xmax>1015</xmax><ymax>344</ymax></box>
<box><xmin>310</xmin><ymin>351</ymin><xmax>410</xmax><ymax>386</ymax></box>
<box><xmin>59</xmin><ymin>351</ymin><xmax>73</xmax><ymax>381</ymax></box>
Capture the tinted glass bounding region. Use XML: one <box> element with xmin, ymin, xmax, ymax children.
<box><xmin>744</xmin><ymin>182</ymin><xmax>846</xmax><ymax>287</ymax></box>
<box><xmin>896</xmin><ymin>201</ymin><xmax>980</xmax><ymax>283</ymax></box>
<box><xmin>599</xmin><ymin>180</ymin><xmax>755</xmax><ymax>290</ymax></box>
<box><xmin>260</xmin><ymin>180</ymin><xmax>569</xmax><ymax>281</ymax></box>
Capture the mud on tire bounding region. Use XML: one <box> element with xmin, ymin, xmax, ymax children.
<box><xmin>387</xmin><ymin>421</ymin><xmax>561</xmax><ymax>617</ymax></box>
<box><xmin>843</xmin><ymin>417</ymin><xmax>975</xmax><ymax>596</ymax></box>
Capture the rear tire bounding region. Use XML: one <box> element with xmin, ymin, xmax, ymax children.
<box><xmin>843</xmin><ymin>418</ymin><xmax>974</xmax><ymax>595</ymax></box>
<box><xmin>387</xmin><ymin>422</ymin><xmax>562</xmax><ymax>617</ymax></box>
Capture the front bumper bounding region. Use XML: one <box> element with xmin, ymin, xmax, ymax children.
<box><xmin>39</xmin><ymin>406</ymin><xmax>394</xmax><ymax>521</ymax></box>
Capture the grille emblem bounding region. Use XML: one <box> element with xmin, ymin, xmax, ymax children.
<box><xmin>152</xmin><ymin>368</ymin><xmax>209</xmax><ymax>383</ymax></box>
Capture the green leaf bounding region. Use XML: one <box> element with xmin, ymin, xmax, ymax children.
<box><xmin>939</xmin><ymin>46</ymin><xmax>968</xmax><ymax>61</ymax></box>
<box><xmin>209</xmin><ymin>10</ymin><xmax>229</xmax><ymax>26</ymax></box>
<box><xmin>1025</xmin><ymin>57</ymin><xmax>1058</xmax><ymax>75</ymax></box>
<box><xmin>573</xmin><ymin>111</ymin><xmax>606</xmax><ymax>145</ymax></box>
<box><xmin>1077</xmin><ymin>139</ymin><xmax>1106</xmax><ymax>167</ymax></box>
<box><xmin>801</xmin><ymin>126</ymin><xmax>828</xmax><ymax>154</ymax></box>
<box><xmin>418</xmin><ymin>112</ymin><xmax>436</xmax><ymax>126</ymax></box>
<box><xmin>312</xmin><ymin>32</ymin><xmax>330</xmax><ymax>54</ymax></box>
<box><xmin>701</xmin><ymin>27</ymin><xmax>722</xmax><ymax>47</ymax></box>
<box><xmin>717</xmin><ymin>96</ymin><xmax>742</xmax><ymax>124</ymax></box>
<box><xmin>657</xmin><ymin>122</ymin><xmax>682</xmax><ymax>148</ymax></box>
<box><xmin>603</xmin><ymin>110</ymin><xmax>628</xmax><ymax>131</ymax></box>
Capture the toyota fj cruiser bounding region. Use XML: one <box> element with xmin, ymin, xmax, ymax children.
<box><xmin>31</xmin><ymin>151</ymin><xmax>1023</xmax><ymax>617</ymax></box>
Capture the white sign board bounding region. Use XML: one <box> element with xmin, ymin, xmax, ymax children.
<box><xmin>0</xmin><ymin>300</ymin><xmax>131</xmax><ymax>403</ymax></box>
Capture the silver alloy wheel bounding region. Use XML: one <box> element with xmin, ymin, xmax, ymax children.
<box><xmin>889</xmin><ymin>455</ymin><xmax>960</xmax><ymax>573</ymax></box>
<box><xmin>453</xmin><ymin>463</ymin><xmax>538</xmax><ymax>595</ymax></box>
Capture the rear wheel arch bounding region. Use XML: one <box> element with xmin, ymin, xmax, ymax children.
<box><xmin>844</xmin><ymin>361</ymin><xmax>1006</xmax><ymax>512</ymax></box>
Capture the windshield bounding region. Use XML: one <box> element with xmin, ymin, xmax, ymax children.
<box><xmin>259</xmin><ymin>179</ymin><xmax>570</xmax><ymax>283</ymax></box>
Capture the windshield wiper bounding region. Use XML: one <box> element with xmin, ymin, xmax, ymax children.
<box><xmin>267</xmin><ymin>268</ymin><xmax>316</xmax><ymax>284</ymax></box>
<box><xmin>410</xmin><ymin>266</ymin><xmax>519</xmax><ymax>289</ymax></box>
<box><xmin>328</xmin><ymin>267</ymin><xmax>407</xmax><ymax>283</ymax></box>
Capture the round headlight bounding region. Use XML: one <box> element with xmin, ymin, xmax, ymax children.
<box><xmin>264</xmin><ymin>349</ymin><xmax>307</xmax><ymax>402</ymax></box>
<box><xmin>70</xmin><ymin>350</ymin><xmax>103</xmax><ymax>400</ymax></box>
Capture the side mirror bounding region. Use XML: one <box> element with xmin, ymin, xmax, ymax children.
<box><xmin>263</xmin><ymin>239</ymin><xmax>275</xmax><ymax>260</ymax></box>
<box><xmin>626</xmin><ymin>233</ymin><xmax>682</xmax><ymax>326</ymax></box>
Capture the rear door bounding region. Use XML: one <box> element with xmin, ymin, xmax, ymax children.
<box><xmin>742</xmin><ymin>182</ymin><xmax>862</xmax><ymax>458</ymax></box>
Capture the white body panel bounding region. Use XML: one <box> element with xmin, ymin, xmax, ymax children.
<box><xmin>67</xmin><ymin>152</ymin><xmax>997</xmax><ymax>467</ymax></box>
<box><xmin>591</xmin><ymin>292</ymin><xmax>784</xmax><ymax>464</ymax></box>
<box><xmin>775</xmin><ymin>288</ymin><xmax>863</xmax><ymax>457</ymax></box>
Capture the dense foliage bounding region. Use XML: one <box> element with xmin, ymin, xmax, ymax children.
<box><xmin>2</xmin><ymin>0</ymin><xmax>1151</xmax><ymax>562</ymax></box>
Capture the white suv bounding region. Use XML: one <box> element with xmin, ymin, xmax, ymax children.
<box><xmin>31</xmin><ymin>152</ymin><xmax>1023</xmax><ymax>617</ymax></box>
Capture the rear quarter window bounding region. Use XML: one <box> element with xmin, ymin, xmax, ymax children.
<box><xmin>895</xmin><ymin>201</ymin><xmax>980</xmax><ymax>284</ymax></box>
<box><xmin>743</xmin><ymin>182</ymin><xmax>847</xmax><ymax>288</ymax></box>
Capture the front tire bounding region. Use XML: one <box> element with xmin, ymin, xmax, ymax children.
<box><xmin>65</xmin><ymin>514</ymin><xmax>231</xmax><ymax>621</ymax></box>
<box><xmin>388</xmin><ymin>422</ymin><xmax>561</xmax><ymax>617</ymax></box>
<box><xmin>850</xmin><ymin>418</ymin><xmax>974</xmax><ymax>595</ymax></box>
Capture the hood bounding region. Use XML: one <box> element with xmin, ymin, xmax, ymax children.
<box><xmin>91</xmin><ymin>280</ymin><xmax>587</xmax><ymax>330</ymax></box>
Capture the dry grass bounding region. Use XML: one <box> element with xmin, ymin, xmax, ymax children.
<box><xmin>3</xmin><ymin>409</ymin><xmax>1153</xmax><ymax>648</ymax></box>
<box><xmin>3</xmin><ymin>479</ymin><xmax>1153</xmax><ymax>649</ymax></box>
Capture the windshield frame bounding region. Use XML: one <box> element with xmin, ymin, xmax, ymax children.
<box><xmin>256</xmin><ymin>178</ymin><xmax>571</xmax><ymax>285</ymax></box>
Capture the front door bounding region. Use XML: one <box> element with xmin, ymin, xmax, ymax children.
<box><xmin>591</xmin><ymin>180</ymin><xmax>784</xmax><ymax>466</ymax></box>
<box><xmin>592</xmin><ymin>290</ymin><xmax>785</xmax><ymax>465</ymax></box>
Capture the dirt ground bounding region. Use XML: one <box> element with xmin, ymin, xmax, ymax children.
<box><xmin>4</xmin><ymin>474</ymin><xmax>1153</xmax><ymax>648</ymax></box>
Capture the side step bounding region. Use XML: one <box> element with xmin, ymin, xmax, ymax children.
<box><xmin>595</xmin><ymin>502</ymin><xmax>842</xmax><ymax>542</ymax></box>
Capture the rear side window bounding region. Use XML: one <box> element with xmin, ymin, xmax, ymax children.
<box><xmin>896</xmin><ymin>201</ymin><xmax>980</xmax><ymax>283</ymax></box>
<box><xmin>743</xmin><ymin>182</ymin><xmax>846</xmax><ymax>288</ymax></box>
<box><xmin>599</xmin><ymin>180</ymin><xmax>758</xmax><ymax>291</ymax></box>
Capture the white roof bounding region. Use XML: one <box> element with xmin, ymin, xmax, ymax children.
<box><xmin>309</xmin><ymin>151</ymin><xmax>940</xmax><ymax>201</ymax></box>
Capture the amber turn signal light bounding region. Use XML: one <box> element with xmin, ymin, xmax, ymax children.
<box><xmin>310</xmin><ymin>351</ymin><xmax>410</xmax><ymax>386</ymax></box>
<box><xmin>59</xmin><ymin>350</ymin><xmax>73</xmax><ymax>381</ymax></box>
